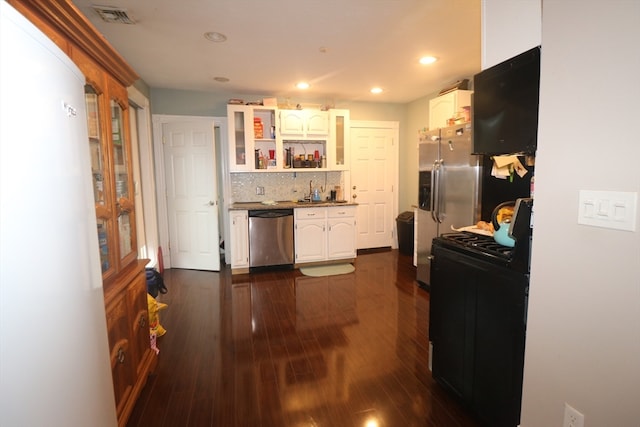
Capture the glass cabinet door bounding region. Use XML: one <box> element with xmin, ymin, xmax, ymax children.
<box><xmin>85</xmin><ymin>84</ymin><xmax>114</xmax><ymax>274</ymax></box>
<box><xmin>110</xmin><ymin>98</ymin><xmax>135</xmax><ymax>263</ymax></box>
<box><xmin>86</xmin><ymin>86</ymin><xmax>105</xmax><ymax>205</ymax></box>
<box><xmin>233</xmin><ymin>109</ymin><xmax>247</xmax><ymax>167</ymax></box>
<box><xmin>227</xmin><ymin>105</ymin><xmax>252</xmax><ymax>171</ymax></box>
<box><xmin>329</xmin><ymin>109</ymin><xmax>350</xmax><ymax>170</ymax></box>
<box><xmin>334</xmin><ymin>115</ymin><xmax>345</xmax><ymax>165</ymax></box>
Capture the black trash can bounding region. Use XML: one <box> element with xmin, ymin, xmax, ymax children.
<box><xmin>396</xmin><ymin>211</ymin><xmax>414</xmax><ymax>255</ymax></box>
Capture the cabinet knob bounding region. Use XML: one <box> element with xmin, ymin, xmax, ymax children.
<box><xmin>117</xmin><ymin>347</ymin><xmax>126</xmax><ymax>364</ymax></box>
<box><xmin>138</xmin><ymin>314</ymin><xmax>147</xmax><ymax>328</ymax></box>
<box><xmin>352</xmin><ymin>194</ymin><xmax>357</xmax><ymax>199</ymax></box>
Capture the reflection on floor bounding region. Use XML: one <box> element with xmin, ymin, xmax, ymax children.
<box><xmin>127</xmin><ymin>249</ymin><xmax>480</xmax><ymax>427</ymax></box>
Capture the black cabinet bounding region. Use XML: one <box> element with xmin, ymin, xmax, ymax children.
<box><xmin>429</xmin><ymin>244</ymin><xmax>528</xmax><ymax>427</ymax></box>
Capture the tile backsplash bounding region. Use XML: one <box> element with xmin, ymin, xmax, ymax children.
<box><xmin>230</xmin><ymin>171</ymin><xmax>344</xmax><ymax>203</ymax></box>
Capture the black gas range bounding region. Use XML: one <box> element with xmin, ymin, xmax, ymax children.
<box><xmin>435</xmin><ymin>231</ymin><xmax>515</xmax><ymax>263</ymax></box>
<box><xmin>433</xmin><ymin>198</ymin><xmax>534</xmax><ymax>274</ymax></box>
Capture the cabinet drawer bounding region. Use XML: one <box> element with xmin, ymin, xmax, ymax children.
<box><xmin>295</xmin><ymin>207</ymin><xmax>327</xmax><ymax>220</ymax></box>
<box><xmin>327</xmin><ymin>206</ymin><xmax>355</xmax><ymax>218</ymax></box>
<box><xmin>105</xmin><ymin>295</ymin><xmax>135</xmax><ymax>416</ymax></box>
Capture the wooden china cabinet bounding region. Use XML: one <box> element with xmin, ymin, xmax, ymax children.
<box><xmin>7</xmin><ymin>1</ymin><xmax>156</xmax><ymax>425</ymax></box>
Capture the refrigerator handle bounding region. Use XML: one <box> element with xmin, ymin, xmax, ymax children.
<box><xmin>431</xmin><ymin>160</ymin><xmax>440</xmax><ymax>222</ymax></box>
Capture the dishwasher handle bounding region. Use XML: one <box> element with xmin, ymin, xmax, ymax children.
<box><xmin>249</xmin><ymin>209</ymin><xmax>294</xmax><ymax>218</ymax></box>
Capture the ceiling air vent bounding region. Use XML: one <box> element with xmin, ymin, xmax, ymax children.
<box><xmin>91</xmin><ymin>5</ymin><xmax>136</xmax><ymax>24</ymax></box>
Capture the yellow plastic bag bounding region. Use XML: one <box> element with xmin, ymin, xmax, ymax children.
<box><xmin>147</xmin><ymin>294</ymin><xmax>167</xmax><ymax>337</ymax></box>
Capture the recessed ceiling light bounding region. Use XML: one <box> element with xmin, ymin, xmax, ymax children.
<box><xmin>204</xmin><ymin>32</ymin><xmax>227</xmax><ymax>42</ymax></box>
<box><xmin>296</xmin><ymin>82</ymin><xmax>310</xmax><ymax>90</ymax></box>
<box><xmin>370</xmin><ymin>87</ymin><xmax>383</xmax><ymax>94</ymax></box>
<box><xmin>419</xmin><ymin>56</ymin><xmax>438</xmax><ymax>65</ymax></box>
<box><xmin>213</xmin><ymin>76</ymin><xmax>229</xmax><ymax>83</ymax></box>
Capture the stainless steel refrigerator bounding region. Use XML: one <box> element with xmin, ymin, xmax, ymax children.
<box><xmin>416</xmin><ymin>123</ymin><xmax>481</xmax><ymax>287</ymax></box>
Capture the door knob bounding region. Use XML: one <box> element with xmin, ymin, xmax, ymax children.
<box><xmin>205</xmin><ymin>201</ymin><xmax>215</xmax><ymax>206</ymax></box>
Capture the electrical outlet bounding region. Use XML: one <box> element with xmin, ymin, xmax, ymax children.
<box><xmin>563</xmin><ymin>403</ymin><xmax>584</xmax><ymax>427</ymax></box>
<box><xmin>256</xmin><ymin>186</ymin><xmax>264</xmax><ymax>195</ymax></box>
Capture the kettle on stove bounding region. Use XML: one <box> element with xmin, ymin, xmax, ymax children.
<box><xmin>491</xmin><ymin>201</ymin><xmax>516</xmax><ymax>247</ymax></box>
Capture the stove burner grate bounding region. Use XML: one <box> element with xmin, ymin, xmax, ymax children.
<box><xmin>438</xmin><ymin>232</ymin><xmax>515</xmax><ymax>261</ymax></box>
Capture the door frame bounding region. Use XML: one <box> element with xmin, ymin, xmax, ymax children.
<box><xmin>348</xmin><ymin>120</ymin><xmax>400</xmax><ymax>250</ymax></box>
<box><xmin>128</xmin><ymin>86</ymin><xmax>159</xmax><ymax>268</ymax></box>
<box><xmin>152</xmin><ymin>114</ymin><xmax>227</xmax><ymax>270</ymax></box>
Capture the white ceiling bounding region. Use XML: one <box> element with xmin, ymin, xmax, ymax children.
<box><xmin>72</xmin><ymin>0</ymin><xmax>481</xmax><ymax>104</ymax></box>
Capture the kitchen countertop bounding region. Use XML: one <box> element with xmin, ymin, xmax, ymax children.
<box><xmin>230</xmin><ymin>200</ymin><xmax>357</xmax><ymax>210</ymax></box>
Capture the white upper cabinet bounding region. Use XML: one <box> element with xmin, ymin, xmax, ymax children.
<box><xmin>428</xmin><ymin>90</ymin><xmax>472</xmax><ymax>130</ymax></box>
<box><xmin>227</xmin><ymin>106</ymin><xmax>348</xmax><ymax>172</ymax></box>
<box><xmin>227</xmin><ymin>105</ymin><xmax>277</xmax><ymax>172</ymax></box>
<box><xmin>279</xmin><ymin>110</ymin><xmax>329</xmax><ymax>137</ymax></box>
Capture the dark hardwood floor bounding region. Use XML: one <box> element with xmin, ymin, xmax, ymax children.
<box><xmin>127</xmin><ymin>249</ymin><xmax>480</xmax><ymax>427</ymax></box>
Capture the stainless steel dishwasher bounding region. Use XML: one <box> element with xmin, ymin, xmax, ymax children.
<box><xmin>248</xmin><ymin>209</ymin><xmax>294</xmax><ymax>268</ymax></box>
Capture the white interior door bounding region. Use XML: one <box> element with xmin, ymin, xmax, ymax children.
<box><xmin>163</xmin><ymin>121</ymin><xmax>220</xmax><ymax>271</ymax></box>
<box><xmin>349</xmin><ymin>123</ymin><xmax>398</xmax><ymax>249</ymax></box>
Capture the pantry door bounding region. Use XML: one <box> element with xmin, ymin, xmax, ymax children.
<box><xmin>162</xmin><ymin>120</ymin><xmax>220</xmax><ymax>271</ymax></box>
<box><xmin>349</xmin><ymin>121</ymin><xmax>398</xmax><ymax>250</ymax></box>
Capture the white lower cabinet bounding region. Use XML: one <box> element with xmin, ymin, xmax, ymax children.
<box><xmin>327</xmin><ymin>206</ymin><xmax>357</xmax><ymax>259</ymax></box>
<box><xmin>229</xmin><ymin>210</ymin><xmax>249</xmax><ymax>270</ymax></box>
<box><xmin>295</xmin><ymin>208</ymin><xmax>327</xmax><ymax>263</ymax></box>
<box><xmin>295</xmin><ymin>206</ymin><xmax>356</xmax><ymax>264</ymax></box>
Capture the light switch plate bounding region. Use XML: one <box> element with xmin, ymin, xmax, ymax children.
<box><xmin>563</xmin><ymin>403</ymin><xmax>584</xmax><ymax>427</ymax></box>
<box><xmin>578</xmin><ymin>190</ymin><xmax>637</xmax><ymax>231</ymax></box>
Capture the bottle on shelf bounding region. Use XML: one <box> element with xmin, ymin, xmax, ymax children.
<box><xmin>530</xmin><ymin>174</ymin><xmax>535</xmax><ymax>198</ymax></box>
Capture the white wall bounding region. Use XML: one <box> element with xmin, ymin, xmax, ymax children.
<box><xmin>404</xmin><ymin>92</ymin><xmax>438</xmax><ymax>211</ymax></box>
<box><xmin>481</xmin><ymin>0</ymin><xmax>541</xmax><ymax>69</ymax></box>
<box><xmin>517</xmin><ymin>1</ymin><xmax>640</xmax><ymax>426</ymax></box>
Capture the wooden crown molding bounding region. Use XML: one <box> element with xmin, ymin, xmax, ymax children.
<box><xmin>8</xmin><ymin>0</ymin><xmax>139</xmax><ymax>87</ymax></box>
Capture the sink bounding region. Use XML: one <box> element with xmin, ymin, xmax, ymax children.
<box><xmin>296</xmin><ymin>199</ymin><xmax>325</xmax><ymax>204</ymax></box>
